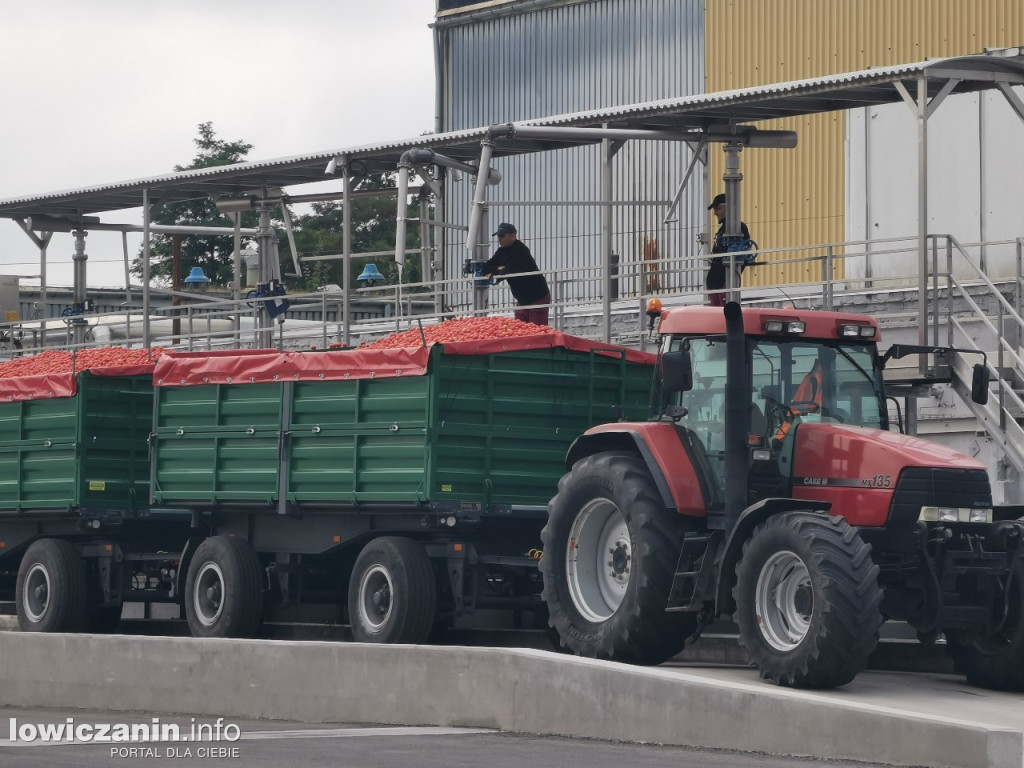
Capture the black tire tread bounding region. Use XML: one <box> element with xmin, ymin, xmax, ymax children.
<box><xmin>348</xmin><ymin>536</ymin><xmax>437</xmax><ymax>645</ymax></box>
<box><xmin>945</xmin><ymin>560</ymin><xmax>1024</xmax><ymax>692</ymax></box>
<box><xmin>16</xmin><ymin>538</ymin><xmax>88</xmax><ymax>633</ymax></box>
<box><xmin>733</xmin><ymin>511</ymin><xmax>882</xmax><ymax>689</ymax></box>
<box><xmin>184</xmin><ymin>536</ymin><xmax>264</xmax><ymax>639</ymax></box>
<box><xmin>540</xmin><ymin>451</ymin><xmax>697</xmax><ymax>665</ymax></box>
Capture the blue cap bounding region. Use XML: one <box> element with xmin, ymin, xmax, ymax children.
<box><xmin>492</xmin><ymin>222</ymin><xmax>517</xmax><ymax>237</ymax></box>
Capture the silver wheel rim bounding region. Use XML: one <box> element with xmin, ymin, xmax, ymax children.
<box><xmin>23</xmin><ymin>563</ymin><xmax>51</xmax><ymax>623</ymax></box>
<box><xmin>358</xmin><ymin>564</ymin><xmax>393</xmax><ymax>632</ymax></box>
<box><xmin>193</xmin><ymin>562</ymin><xmax>226</xmax><ymax>627</ymax></box>
<box><xmin>755</xmin><ymin>550</ymin><xmax>813</xmax><ymax>651</ymax></box>
<box><xmin>566</xmin><ymin>498</ymin><xmax>631</xmax><ymax>622</ymax></box>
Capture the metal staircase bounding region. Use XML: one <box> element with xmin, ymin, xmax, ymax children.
<box><xmin>929</xmin><ymin>236</ymin><xmax>1024</xmax><ymax>482</ymax></box>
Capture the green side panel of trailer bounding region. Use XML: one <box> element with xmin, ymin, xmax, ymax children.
<box><xmin>152</xmin><ymin>345</ymin><xmax>653</xmax><ymax>510</ymax></box>
<box><xmin>0</xmin><ymin>373</ymin><xmax>153</xmax><ymax>513</ymax></box>
<box><xmin>152</xmin><ymin>383</ymin><xmax>283</xmax><ymax>503</ymax></box>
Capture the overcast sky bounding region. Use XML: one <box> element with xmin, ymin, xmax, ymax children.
<box><xmin>0</xmin><ymin>0</ymin><xmax>437</xmax><ymax>289</ymax></box>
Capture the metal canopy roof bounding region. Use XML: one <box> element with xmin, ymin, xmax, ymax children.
<box><xmin>1</xmin><ymin>49</ymin><xmax>1022</xmax><ymax>221</ymax></box>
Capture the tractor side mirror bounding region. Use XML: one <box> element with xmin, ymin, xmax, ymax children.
<box><xmin>971</xmin><ymin>364</ymin><xmax>989</xmax><ymax>405</ymax></box>
<box><xmin>661</xmin><ymin>350</ymin><xmax>692</xmax><ymax>394</ymax></box>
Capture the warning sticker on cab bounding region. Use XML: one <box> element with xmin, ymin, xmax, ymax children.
<box><xmin>88</xmin><ymin>481</ymin><xmax>106</xmax><ymax>492</ymax></box>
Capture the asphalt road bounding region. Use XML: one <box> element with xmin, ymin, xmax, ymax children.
<box><xmin>0</xmin><ymin>707</ymin><xmax>889</xmax><ymax>768</ymax></box>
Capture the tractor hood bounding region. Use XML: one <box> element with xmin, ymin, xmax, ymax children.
<box><xmin>792</xmin><ymin>422</ymin><xmax>985</xmax><ymax>477</ymax></box>
<box><xmin>789</xmin><ymin>423</ymin><xmax>988</xmax><ymax>526</ymax></box>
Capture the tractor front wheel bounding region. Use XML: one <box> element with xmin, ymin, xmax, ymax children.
<box><xmin>946</xmin><ymin>560</ymin><xmax>1024</xmax><ymax>692</ymax></box>
<box><xmin>733</xmin><ymin>511</ymin><xmax>882</xmax><ymax>688</ymax></box>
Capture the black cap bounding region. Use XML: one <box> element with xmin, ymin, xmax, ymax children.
<box><xmin>708</xmin><ymin>193</ymin><xmax>726</xmax><ymax>210</ymax></box>
<box><xmin>492</xmin><ymin>222</ymin><xmax>517</xmax><ymax>237</ymax></box>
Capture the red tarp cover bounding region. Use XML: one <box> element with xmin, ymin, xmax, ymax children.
<box><xmin>154</xmin><ymin>347</ymin><xmax>432</xmax><ymax>387</ymax></box>
<box><xmin>154</xmin><ymin>334</ymin><xmax>653</xmax><ymax>387</ymax></box>
<box><xmin>0</xmin><ymin>364</ymin><xmax>157</xmax><ymax>402</ymax></box>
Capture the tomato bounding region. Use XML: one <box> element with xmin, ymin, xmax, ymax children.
<box><xmin>363</xmin><ymin>317</ymin><xmax>554</xmax><ymax>350</ymax></box>
<box><xmin>0</xmin><ymin>346</ymin><xmax>166</xmax><ymax>379</ymax></box>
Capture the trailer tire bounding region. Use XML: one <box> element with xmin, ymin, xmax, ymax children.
<box><xmin>348</xmin><ymin>537</ymin><xmax>436</xmax><ymax>644</ymax></box>
<box><xmin>540</xmin><ymin>452</ymin><xmax>697</xmax><ymax>665</ymax></box>
<box><xmin>16</xmin><ymin>539</ymin><xmax>88</xmax><ymax>633</ymax></box>
<box><xmin>945</xmin><ymin>560</ymin><xmax>1024</xmax><ymax>692</ymax></box>
<box><xmin>184</xmin><ymin>536</ymin><xmax>264</xmax><ymax>639</ymax></box>
<box><xmin>734</xmin><ymin>511</ymin><xmax>882</xmax><ymax>688</ymax></box>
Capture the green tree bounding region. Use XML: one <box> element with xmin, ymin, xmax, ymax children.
<box><xmin>288</xmin><ymin>173</ymin><xmax>425</xmax><ymax>294</ymax></box>
<box><xmin>131</xmin><ymin>122</ymin><xmax>257</xmax><ymax>287</ymax></box>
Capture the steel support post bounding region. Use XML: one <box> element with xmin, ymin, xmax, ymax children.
<box><xmin>916</xmin><ymin>77</ymin><xmax>929</xmax><ymax>364</ymax></box>
<box><xmin>722</xmin><ymin>142</ymin><xmax>743</xmax><ymax>304</ymax></box>
<box><xmin>473</xmin><ymin>207</ymin><xmax>490</xmax><ymax>315</ymax></box>
<box><xmin>71</xmin><ymin>230</ymin><xmax>88</xmax><ymax>347</ymax></box>
<box><xmin>142</xmin><ymin>188</ymin><xmax>151</xmax><ymax>349</ymax></box>
<box><xmin>256</xmin><ymin>203</ymin><xmax>276</xmax><ymax>348</ymax></box>
<box><xmin>232</xmin><ymin>211</ymin><xmax>242</xmax><ymax>348</ymax></box>
<box><xmin>342</xmin><ymin>157</ymin><xmax>352</xmax><ymax>347</ymax></box>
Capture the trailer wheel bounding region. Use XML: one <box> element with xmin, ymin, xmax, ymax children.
<box><xmin>734</xmin><ymin>511</ymin><xmax>882</xmax><ymax>688</ymax></box>
<box><xmin>348</xmin><ymin>537</ymin><xmax>436</xmax><ymax>644</ymax></box>
<box><xmin>540</xmin><ymin>452</ymin><xmax>697</xmax><ymax>665</ymax></box>
<box><xmin>945</xmin><ymin>560</ymin><xmax>1024</xmax><ymax>692</ymax></box>
<box><xmin>184</xmin><ymin>536</ymin><xmax>264</xmax><ymax>638</ymax></box>
<box><xmin>15</xmin><ymin>539</ymin><xmax>88</xmax><ymax>633</ymax></box>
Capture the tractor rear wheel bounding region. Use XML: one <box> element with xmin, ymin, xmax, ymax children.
<box><xmin>540</xmin><ymin>452</ymin><xmax>697</xmax><ymax>665</ymax></box>
<box><xmin>733</xmin><ymin>511</ymin><xmax>882</xmax><ymax>688</ymax></box>
<box><xmin>945</xmin><ymin>560</ymin><xmax>1024</xmax><ymax>692</ymax></box>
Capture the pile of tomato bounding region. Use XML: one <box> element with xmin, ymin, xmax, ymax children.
<box><xmin>0</xmin><ymin>347</ymin><xmax>166</xmax><ymax>379</ymax></box>
<box><xmin>363</xmin><ymin>317</ymin><xmax>554</xmax><ymax>350</ymax></box>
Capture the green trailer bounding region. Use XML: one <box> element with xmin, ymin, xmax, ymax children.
<box><xmin>0</xmin><ymin>335</ymin><xmax>655</xmax><ymax>643</ymax></box>
<box><xmin>148</xmin><ymin>336</ymin><xmax>655</xmax><ymax>642</ymax></box>
<box><xmin>0</xmin><ymin>368</ymin><xmax>193</xmax><ymax>633</ymax></box>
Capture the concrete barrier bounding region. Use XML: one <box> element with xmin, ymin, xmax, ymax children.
<box><xmin>0</xmin><ymin>633</ymin><xmax>1020</xmax><ymax>768</ymax></box>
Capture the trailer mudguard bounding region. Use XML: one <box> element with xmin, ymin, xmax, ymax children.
<box><xmin>565</xmin><ymin>422</ymin><xmax>708</xmax><ymax>517</ymax></box>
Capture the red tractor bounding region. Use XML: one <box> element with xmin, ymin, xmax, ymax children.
<box><xmin>541</xmin><ymin>302</ymin><xmax>1024</xmax><ymax>689</ymax></box>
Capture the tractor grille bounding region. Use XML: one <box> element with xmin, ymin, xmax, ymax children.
<box><xmin>888</xmin><ymin>467</ymin><xmax>992</xmax><ymax>525</ymax></box>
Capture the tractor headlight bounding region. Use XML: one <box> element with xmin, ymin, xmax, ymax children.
<box><xmin>919</xmin><ymin>507</ymin><xmax>993</xmax><ymax>523</ymax></box>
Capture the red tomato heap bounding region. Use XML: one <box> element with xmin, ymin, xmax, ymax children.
<box><xmin>0</xmin><ymin>347</ymin><xmax>166</xmax><ymax>379</ymax></box>
<box><xmin>364</xmin><ymin>317</ymin><xmax>554</xmax><ymax>350</ymax></box>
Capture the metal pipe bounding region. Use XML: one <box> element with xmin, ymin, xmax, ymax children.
<box><xmin>256</xmin><ymin>203</ymin><xmax>275</xmax><ymax>347</ymax></box>
<box><xmin>142</xmin><ymin>188</ymin><xmax>151</xmax><ymax>349</ymax></box>
<box><xmin>465</xmin><ymin>140</ymin><xmax>495</xmax><ymax>254</ymax></box>
<box><xmin>723</xmin><ymin>142</ymin><xmax>743</xmax><ymax>303</ymax></box>
<box><xmin>24</xmin><ymin>218</ymin><xmax>259</xmax><ymax>236</ymax></box>
<box><xmin>70</xmin><ymin>229</ymin><xmax>88</xmax><ymax>347</ymax></box>
<box><xmin>663</xmin><ymin>140</ymin><xmax>706</xmax><ymax>224</ymax></box>
<box><xmin>723</xmin><ymin>301</ymin><xmax>749</xmax><ymax>532</ymax></box>
<box><xmin>506</xmin><ymin>124</ymin><xmax>798</xmax><ymax>148</ymax></box>
<box><xmin>601</xmin><ymin>135</ymin><xmax>614</xmax><ymax>343</ymax></box>
<box><xmin>342</xmin><ymin>157</ymin><xmax>352</xmax><ymax>347</ymax></box>
<box><xmin>395</xmin><ymin>161</ymin><xmax>411</xmax><ymax>268</ymax></box>
<box><xmin>232</xmin><ymin>211</ymin><xmax>241</xmax><ymax>348</ymax></box>
<box><xmin>916</xmin><ymin>76</ymin><xmax>929</xmax><ymax>364</ymax></box>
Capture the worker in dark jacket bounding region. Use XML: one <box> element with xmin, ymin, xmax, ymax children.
<box><xmin>482</xmin><ymin>223</ymin><xmax>551</xmax><ymax>326</ymax></box>
<box><xmin>705</xmin><ymin>193</ymin><xmax>753</xmax><ymax>307</ymax></box>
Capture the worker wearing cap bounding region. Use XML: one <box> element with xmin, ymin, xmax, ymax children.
<box><xmin>706</xmin><ymin>193</ymin><xmax>753</xmax><ymax>307</ymax></box>
<box><xmin>482</xmin><ymin>223</ymin><xmax>551</xmax><ymax>326</ymax></box>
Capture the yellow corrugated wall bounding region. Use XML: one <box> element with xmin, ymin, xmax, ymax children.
<box><xmin>705</xmin><ymin>0</ymin><xmax>1024</xmax><ymax>288</ymax></box>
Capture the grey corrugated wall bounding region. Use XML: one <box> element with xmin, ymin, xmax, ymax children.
<box><xmin>435</xmin><ymin>0</ymin><xmax>705</xmax><ymax>313</ymax></box>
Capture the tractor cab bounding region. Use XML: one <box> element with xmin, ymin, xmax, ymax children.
<box><xmin>656</xmin><ymin>307</ymin><xmax>888</xmax><ymax>508</ymax></box>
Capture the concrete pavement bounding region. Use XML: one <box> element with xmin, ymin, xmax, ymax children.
<box><xmin>0</xmin><ymin>632</ymin><xmax>1021</xmax><ymax>768</ymax></box>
